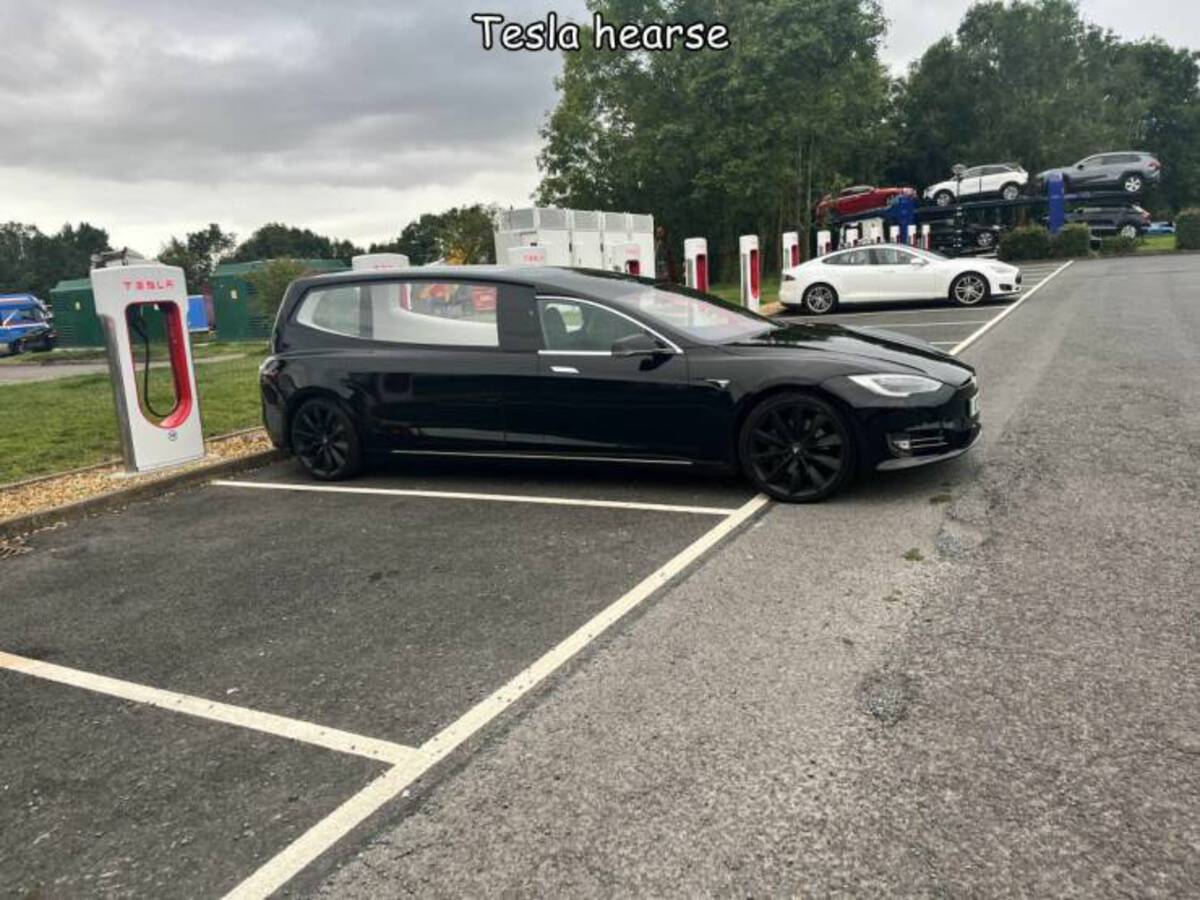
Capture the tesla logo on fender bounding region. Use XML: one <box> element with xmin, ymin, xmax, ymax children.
<box><xmin>122</xmin><ymin>278</ymin><xmax>175</xmax><ymax>291</ymax></box>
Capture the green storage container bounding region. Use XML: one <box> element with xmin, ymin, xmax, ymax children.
<box><xmin>211</xmin><ymin>259</ymin><xmax>347</xmax><ymax>341</ymax></box>
<box><xmin>48</xmin><ymin>278</ymin><xmax>104</xmax><ymax>347</ymax></box>
<box><xmin>48</xmin><ymin>277</ymin><xmax>172</xmax><ymax>348</ymax></box>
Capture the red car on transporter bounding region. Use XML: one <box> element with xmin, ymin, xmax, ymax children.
<box><xmin>816</xmin><ymin>185</ymin><xmax>917</xmax><ymax>220</ymax></box>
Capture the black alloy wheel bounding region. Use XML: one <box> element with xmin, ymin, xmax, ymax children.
<box><xmin>290</xmin><ymin>397</ymin><xmax>363</xmax><ymax>481</ymax></box>
<box><xmin>976</xmin><ymin>230</ymin><xmax>997</xmax><ymax>250</ymax></box>
<box><xmin>740</xmin><ymin>393</ymin><xmax>854</xmax><ymax>502</ymax></box>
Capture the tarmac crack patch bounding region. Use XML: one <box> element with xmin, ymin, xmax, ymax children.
<box><xmin>858</xmin><ymin>670</ymin><xmax>918</xmax><ymax>728</ymax></box>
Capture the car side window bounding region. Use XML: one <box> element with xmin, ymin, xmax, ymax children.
<box><xmin>295</xmin><ymin>280</ymin><xmax>500</xmax><ymax>348</ymax></box>
<box><xmin>1080</xmin><ymin>156</ymin><xmax>1102</xmax><ymax>168</ymax></box>
<box><xmin>537</xmin><ymin>298</ymin><xmax>645</xmax><ymax>353</ymax></box>
<box><xmin>962</xmin><ymin>167</ymin><xmax>982</xmax><ymax>178</ymax></box>
<box><xmin>872</xmin><ymin>247</ymin><xmax>914</xmax><ymax>265</ymax></box>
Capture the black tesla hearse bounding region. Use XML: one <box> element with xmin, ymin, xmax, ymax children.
<box><xmin>260</xmin><ymin>267</ymin><xmax>980</xmax><ymax>502</ymax></box>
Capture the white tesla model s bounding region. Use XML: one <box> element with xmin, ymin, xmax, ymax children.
<box><xmin>779</xmin><ymin>244</ymin><xmax>1022</xmax><ymax>315</ymax></box>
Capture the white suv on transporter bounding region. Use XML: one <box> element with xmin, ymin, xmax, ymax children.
<box><xmin>924</xmin><ymin>163</ymin><xmax>1028</xmax><ymax>207</ymax></box>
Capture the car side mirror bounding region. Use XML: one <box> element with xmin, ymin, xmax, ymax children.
<box><xmin>612</xmin><ymin>332</ymin><xmax>664</xmax><ymax>357</ymax></box>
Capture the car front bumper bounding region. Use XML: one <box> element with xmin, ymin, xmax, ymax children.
<box><xmin>843</xmin><ymin>379</ymin><xmax>982</xmax><ymax>472</ymax></box>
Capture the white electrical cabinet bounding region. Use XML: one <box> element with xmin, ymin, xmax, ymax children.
<box><xmin>494</xmin><ymin>207</ymin><xmax>655</xmax><ymax>276</ymax></box>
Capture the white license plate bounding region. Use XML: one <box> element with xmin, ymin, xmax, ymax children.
<box><xmin>968</xmin><ymin>394</ymin><xmax>980</xmax><ymax>418</ymax></box>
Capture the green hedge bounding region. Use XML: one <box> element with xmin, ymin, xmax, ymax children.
<box><xmin>999</xmin><ymin>225</ymin><xmax>1052</xmax><ymax>261</ymax></box>
<box><xmin>1051</xmin><ymin>223</ymin><xmax>1092</xmax><ymax>258</ymax></box>
<box><xmin>1176</xmin><ymin>209</ymin><xmax>1200</xmax><ymax>250</ymax></box>
<box><xmin>1099</xmin><ymin>235</ymin><xmax>1140</xmax><ymax>256</ymax></box>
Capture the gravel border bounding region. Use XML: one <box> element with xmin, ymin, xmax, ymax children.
<box><xmin>0</xmin><ymin>445</ymin><xmax>284</xmax><ymax>542</ymax></box>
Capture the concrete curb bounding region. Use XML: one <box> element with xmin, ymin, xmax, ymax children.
<box><xmin>0</xmin><ymin>448</ymin><xmax>285</xmax><ymax>542</ymax></box>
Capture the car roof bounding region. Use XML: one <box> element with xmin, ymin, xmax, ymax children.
<box><xmin>289</xmin><ymin>265</ymin><xmax>656</xmax><ymax>302</ymax></box>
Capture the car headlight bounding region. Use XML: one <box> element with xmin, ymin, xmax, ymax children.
<box><xmin>848</xmin><ymin>374</ymin><xmax>944</xmax><ymax>397</ymax></box>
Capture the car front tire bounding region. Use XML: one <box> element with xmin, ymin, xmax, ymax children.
<box><xmin>802</xmin><ymin>284</ymin><xmax>838</xmax><ymax>315</ymax></box>
<box><xmin>1000</xmin><ymin>182</ymin><xmax>1021</xmax><ymax>201</ymax></box>
<box><xmin>934</xmin><ymin>190</ymin><xmax>954</xmax><ymax>207</ymax></box>
<box><xmin>950</xmin><ymin>272</ymin><xmax>990</xmax><ymax>307</ymax></box>
<box><xmin>1122</xmin><ymin>173</ymin><xmax>1144</xmax><ymax>194</ymax></box>
<box><xmin>290</xmin><ymin>397</ymin><xmax>363</xmax><ymax>481</ymax></box>
<box><xmin>739</xmin><ymin>392</ymin><xmax>855</xmax><ymax>503</ymax></box>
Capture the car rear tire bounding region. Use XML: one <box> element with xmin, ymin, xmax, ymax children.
<box><xmin>740</xmin><ymin>392</ymin><xmax>855</xmax><ymax>503</ymax></box>
<box><xmin>1000</xmin><ymin>182</ymin><xmax>1021</xmax><ymax>201</ymax></box>
<box><xmin>1122</xmin><ymin>173</ymin><xmax>1144</xmax><ymax>194</ymax></box>
<box><xmin>934</xmin><ymin>190</ymin><xmax>954</xmax><ymax>207</ymax></box>
<box><xmin>950</xmin><ymin>272</ymin><xmax>990</xmax><ymax>307</ymax></box>
<box><xmin>802</xmin><ymin>284</ymin><xmax>838</xmax><ymax>315</ymax></box>
<box><xmin>290</xmin><ymin>397</ymin><xmax>363</xmax><ymax>481</ymax></box>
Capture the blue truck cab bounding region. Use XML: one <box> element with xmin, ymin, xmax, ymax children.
<box><xmin>0</xmin><ymin>293</ymin><xmax>57</xmax><ymax>356</ymax></box>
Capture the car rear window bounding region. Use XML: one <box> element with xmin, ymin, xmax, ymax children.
<box><xmin>295</xmin><ymin>280</ymin><xmax>500</xmax><ymax>347</ymax></box>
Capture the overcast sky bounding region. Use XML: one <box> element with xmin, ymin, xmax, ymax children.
<box><xmin>0</xmin><ymin>1</ymin><xmax>1195</xmax><ymax>257</ymax></box>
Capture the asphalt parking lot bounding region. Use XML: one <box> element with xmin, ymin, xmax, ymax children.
<box><xmin>6</xmin><ymin>255</ymin><xmax>1196</xmax><ymax>898</ymax></box>
<box><xmin>774</xmin><ymin>260</ymin><xmax>1069</xmax><ymax>350</ymax></box>
<box><xmin>1</xmin><ymin>455</ymin><xmax>762</xmax><ymax>897</ymax></box>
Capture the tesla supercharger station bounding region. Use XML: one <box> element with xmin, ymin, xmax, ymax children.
<box><xmin>353</xmin><ymin>252</ymin><xmax>410</xmax><ymax>308</ymax></box>
<box><xmin>816</xmin><ymin>229</ymin><xmax>832</xmax><ymax>255</ymax></box>
<box><xmin>739</xmin><ymin>235</ymin><xmax>761</xmax><ymax>311</ymax></box>
<box><xmin>920</xmin><ymin>224</ymin><xmax>932</xmax><ymax>249</ymax></box>
<box><xmin>91</xmin><ymin>262</ymin><xmax>205</xmax><ymax>473</ymax></box>
<box><xmin>844</xmin><ymin>226</ymin><xmax>860</xmax><ymax>246</ymax></box>
<box><xmin>684</xmin><ymin>238</ymin><xmax>709</xmax><ymax>292</ymax></box>
<box><xmin>607</xmin><ymin>241</ymin><xmax>642</xmax><ymax>275</ymax></box>
<box><xmin>352</xmin><ymin>252</ymin><xmax>409</xmax><ymax>271</ymax></box>
<box><xmin>889</xmin><ymin>225</ymin><xmax>901</xmax><ymax>243</ymax></box>
<box><xmin>781</xmin><ymin>231</ymin><xmax>801</xmax><ymax>269</ymax></box>
<box><xmin>508</xmin><ymin>245</ymin><xmax>549</xmax><ymax>267</ymax></box>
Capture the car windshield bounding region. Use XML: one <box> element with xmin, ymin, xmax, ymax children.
<box><xmin>615</xmin><ymin>283</ymin><xmax>778</xmax><ymax>343</ymax></box>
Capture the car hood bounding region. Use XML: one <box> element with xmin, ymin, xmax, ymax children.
<box><xmin>732</xmin><ymin>323</ymin><xmax>974</xmax><ymax>385</ymax></box>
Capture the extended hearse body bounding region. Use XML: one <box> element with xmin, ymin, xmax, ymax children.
<box><xmin>261</xmin><ymin>266</ymin><xmax>979</xmax><ymax>502</ymax></box>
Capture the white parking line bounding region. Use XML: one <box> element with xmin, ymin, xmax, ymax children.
<box><xmin>222</xmin><ymin>492</ymin><xmax>771</xmax><ymax>900</ymax></box>
<box><xmin>0</xmin><ymin>651</ymin><xmax>422</xmax><ymax>766</ymax></box>
<box><xmin>951</xmin><ymin>261</ymin><xmax>1073</xmax><ymax>355</ymax></box>
<box><xmin>212</xmin><ymin>479</ymin><xmax>739</xmax><ymax>517</ymax></box>
<box><xmin>854</xmin><ymin>319</ymin><xmax>991</xmax><ymax>328</ymax></box>
<box><xmin>786</xmin><ymin>305</ymin><xmax>1004</xmax><ymax>321</ymax></box>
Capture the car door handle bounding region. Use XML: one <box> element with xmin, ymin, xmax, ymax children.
<box><xmin>550</xmin><ymin>366</ymin><xmax>579</xmax><ymax>375</ymax></box>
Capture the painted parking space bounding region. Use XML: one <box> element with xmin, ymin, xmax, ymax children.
<box><xmin>774</xmin><ymin>261</ymin><xmax>1070</xmax><ymax>350</ymax></box>
<box><xmin>0</xmin><ymin>459</ymin><xmax>764</xmax><ymax>897</ymax></box>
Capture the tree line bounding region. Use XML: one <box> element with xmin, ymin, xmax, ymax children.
<box><xmin>536</xmin><ymin>0</ymin><xmax>1200</xmax><ymax>277</ymax></box>
<box><xmin>0</xmin><ymin>206</ymin><xmax>498</xmax><ymax>300</ymax></box>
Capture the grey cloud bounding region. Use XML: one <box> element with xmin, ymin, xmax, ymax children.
<box><xmin>0</xmin><ymin>0</ymin><xmax>587</xmax><ymax>187</ymax></box>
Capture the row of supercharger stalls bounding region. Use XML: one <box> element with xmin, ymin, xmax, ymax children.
<box><xmin>493</xmin><ymin>207</ymin><xmax>656</xmax><ymax>277</ymax></box>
